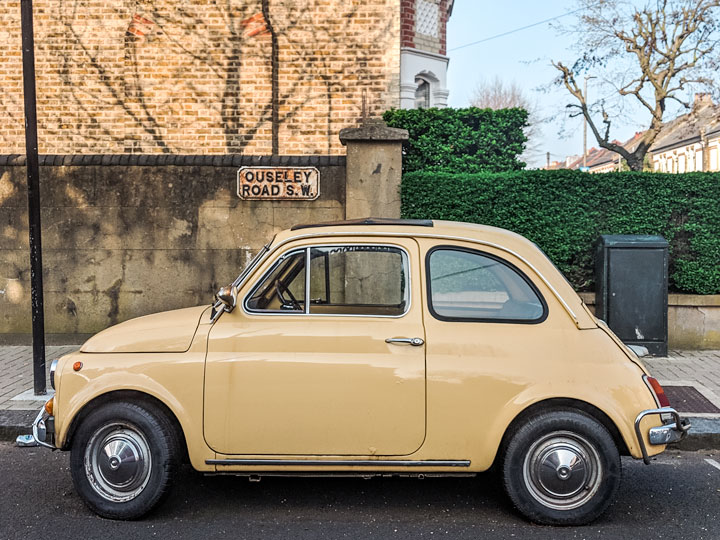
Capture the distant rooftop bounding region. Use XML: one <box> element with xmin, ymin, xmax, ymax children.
<box><xmin>651</xmin><ymin>95</ymin><xmax>720</xmax><ymax>153</ymax></box>
<box><xmin>553</xmin><ymin>93</ymin><xmax>720</xmax><ymax>170</ymax></box>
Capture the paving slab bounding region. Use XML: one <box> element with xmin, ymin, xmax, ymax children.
<box><xmin>0</xmin><ymin>346</ymin><xmax>77</xmax><ymax>412</ymax></box>
<box><xmin>644</xmin><ymin>350</ymin><xmax>720</xmax><ymax>419</ymax></box>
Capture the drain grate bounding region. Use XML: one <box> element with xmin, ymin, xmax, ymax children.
<box><xmin>663</xmin><ymin>386</ymin><xmax>720</xmax><ymax>414</ymax></box>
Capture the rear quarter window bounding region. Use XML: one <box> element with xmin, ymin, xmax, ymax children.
<box><xmin>426</xmin><ymin>246</ymin><xmax>547</xmax><ymax>323</ymax></box>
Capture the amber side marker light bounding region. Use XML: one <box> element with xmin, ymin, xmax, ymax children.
<box><xmin>44</xmin><ymin>397</ymin><xmax>54</xmax><ymax>415</ymax></box>
<box><xmin>73</xmin><ymin>361</ymin><xmax>83</xmax><ymax>372</ymax></box>
<box><xmin>646</xmin><ymin>376</ymin><xmax>671</xmax><ymax>408</ymax></box>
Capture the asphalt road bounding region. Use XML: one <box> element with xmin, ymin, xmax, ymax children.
<box><xmin>1</xmin><ymin>443</ymin><xmax>719</xmax><ymax>540</ymax></box>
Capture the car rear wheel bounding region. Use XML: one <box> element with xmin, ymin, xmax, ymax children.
<box><xmin>501</xmin><ymin>410</ymin><xmax>621</xmax><ymax>525</ymax></box>
<box><xmin>70</xmin><ymin>401</ymin><xmax>180</xmax><ymax>520</ymax></box>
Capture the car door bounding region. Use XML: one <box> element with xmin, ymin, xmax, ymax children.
<box><xmin>418</xmin><ymin>239</ymin><xmax>576</xmax><ymax>458</ymax></box>
<box><xmin>203</xmin><ymin>238</ymin><xmax>426</xmax><ymax>456</ymax></box>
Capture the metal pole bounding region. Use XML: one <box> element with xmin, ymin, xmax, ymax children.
<box><xmin>583</xmin><ymin>77</ymin><xmax>588</xmax><ymax>169</ymax></box>
<box><xmin>20</xmin><ymin>0</ymin><xmax>46</xmax><ymax>395</ymax></box>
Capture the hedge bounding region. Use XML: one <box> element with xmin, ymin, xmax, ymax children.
<box><xmin>383</xmin><ymin>107</ymin><xmax>528</xmax><ymax>173</ymax></box>
<box><xmin>401</xmin><ymin>170</ymin><xmax>720</xmax><ymax>294</ymax></box>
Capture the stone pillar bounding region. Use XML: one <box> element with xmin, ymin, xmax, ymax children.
<box><xmin>339</xmin><ymin>119</ymin><xmax>408</xmax><ymax>219</ymax></box>
<box><xmin>432</xmin><ymin>88</ymin><xmax>450</xmax><ymax>107</ymax></box>
<box><xmin>399</xmin><ymin>83</ymin><xmax>417</xmax><ymax>109</ymax></box>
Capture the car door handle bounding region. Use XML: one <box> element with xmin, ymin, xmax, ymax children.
<box><xmin>385</xmin><ymin>337</ymin><xmax>424</xmax><ymax>346</ymax></box>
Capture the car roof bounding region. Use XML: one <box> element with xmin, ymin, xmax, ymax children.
<box><xmin>275</xmin><ymin>218</ymin><xmax>533</xmax><ymax>249</ymax></box>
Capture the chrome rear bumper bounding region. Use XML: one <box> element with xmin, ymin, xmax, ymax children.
<box><xmin>634</xmin><ymin>407</ymin><xmax>690</xmax><ymax>464</ymax></box>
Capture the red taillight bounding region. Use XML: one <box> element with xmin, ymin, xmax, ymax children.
<box><xmin>646</xmin><ymin>376</ymin><xmax>670</xmax><ymax>407</ymax></box>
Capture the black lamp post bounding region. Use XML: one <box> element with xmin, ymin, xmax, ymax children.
<box><xmin>20</xmin><ymin>0</ymin><xmax>47</xmax><ymax>395</ymax></box>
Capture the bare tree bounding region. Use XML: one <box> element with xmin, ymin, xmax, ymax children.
<box><xmin>553</xmin><ymin>0</ymin><xmax>720</xmax><ymax>170</ymax></box>
<box><xmin>471</xmin><ymin>77</ymin><xmax>542</xmax><ymax>163</ymax></box>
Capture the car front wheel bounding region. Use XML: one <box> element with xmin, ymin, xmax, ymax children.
<box><xmin>70</xmin><ymin>401</ymin><xmax>180</xmax><ymax>520</ymax></box>
<box><xmin>501</xmin><ymin>410</ymin><xmax>621</xmax><ymax>525</ymax></box>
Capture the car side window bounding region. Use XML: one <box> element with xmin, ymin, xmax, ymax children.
<box><xmin>427</xmin><ymin>247</ymin><xmax>546</xmax><ymax>322</ymax></box>
<box><xmin>309</xmin><ymin>246</ymin><xmax>408</xmax><ymax>316</ymax></box>
<box><xmin>245</xmin><ymin>245</ymin><xmax>409</xmax><ymax>316</ymax></box>
<box><xmin>246</xmin><ymin>250</ymin><xmax>306</xmax><ymax>312</ymax></box>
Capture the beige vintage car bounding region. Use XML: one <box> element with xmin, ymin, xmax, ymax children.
<box><xmin>32</xmin><ymin>218</ymin><xmax>688</xmax><ymax>525</ymax></box>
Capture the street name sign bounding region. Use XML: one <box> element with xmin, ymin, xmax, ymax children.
<box><xmin>237</xmin><ymin>167</ymin><xmax>320</xmax><ymax>200</ymax></box>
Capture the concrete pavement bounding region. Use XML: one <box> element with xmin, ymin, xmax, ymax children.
<box><xmin>1</xmin><ymin>345</ymin><xmax>719</xmax><ymax>448</ymax></box>
<box><xmin>0</xmin><ymin>346</ymin><xmax>77</xmax><ymax>410</ymax></box>
<box><xmin>0</xmin><ymin>346</ymin><xmax>77</xmax><ymax>441</ymax></box>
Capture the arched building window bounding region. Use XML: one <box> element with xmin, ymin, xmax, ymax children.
<box><xmin>415</xmin><ymin>78</ymin><xmax>431</xmax><ymax>108</ymax></box>
<box><xmin>399</xmin><ymin>55</ymin><xmax>450</xmax><ymax>109</ymax></box>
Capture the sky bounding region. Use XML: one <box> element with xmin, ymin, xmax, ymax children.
<box><xmin>445</xmin><ymin>1</ymin><xmax>647</xmax><ymax>168</ymax></box>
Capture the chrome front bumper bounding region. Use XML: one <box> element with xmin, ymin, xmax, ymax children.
<box><xmin>634</xmin><ymin>407</ymin><xmax>690</xmax><ymax>464</ymax></box>
<box><xmin>29</xmin><ymin>405</ymin><xmax>56</xmax><ymax>449</ymax></box>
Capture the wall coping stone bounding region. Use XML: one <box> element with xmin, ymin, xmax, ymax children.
<box><xmin>579</xmin><ymin>292</ymin><xmax>720</xmax><ymax>307</ymax></box>
<box><xmin>0</xmin><ymin>154</ymin><xmax>346</xmax><ymax>167</ymax></box>
<box><xmin>340</xmin><ymin>119</ymin><xmax>409</xmax><ymax>144</ymax></box>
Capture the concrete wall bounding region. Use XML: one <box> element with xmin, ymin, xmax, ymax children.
<box><xmin>579</xmin><ymin>293</ymin><xmax>720</xmax><ymax>350</ymax></box>
<box><xmin>0</xmin><ymin>155</ymin><xmax>346</xmax><ymax>340</ymax></box>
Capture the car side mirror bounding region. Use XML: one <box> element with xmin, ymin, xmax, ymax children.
<box><xmin>216</xmin><ymin>285</ymin><xmax>238</xmax><ymax>311</ymax></box>
<box><xmin>211</xmin><ymin>285</ymin><xmax>238</xmax><ymax>322</ymax></box>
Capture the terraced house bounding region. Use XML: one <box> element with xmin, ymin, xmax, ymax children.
<box><xmin>650</xmin><ymin>94</ymin><xmax>720</xmax><ymax>173</ymax></box>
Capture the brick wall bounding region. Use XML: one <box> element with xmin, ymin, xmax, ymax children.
<box><xmin>439</xmin><ymin>0</ymin><xmax>451</xmax><ymax>55</ymax></box>
<box><xmin>0</xmin><ymin>0</ymin><xmax>400</xmax><ymax>156</ymax></box>
<box><xmin>400</xmin><ymin>0</ymin><xmax>451</xmax><ymax>55</ymax></box>
<box><xmin>400</xmin><ymin>0</ymin><xmax>415</xmax><ymax>48</ymax></box>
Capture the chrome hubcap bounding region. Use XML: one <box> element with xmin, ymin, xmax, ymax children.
<box><xmin>85</xmin><ymin>423</ymin><xmax>152</xmax><ymax>503</ymax></box>
<box><xmin>523</xmin><ymin>431</ymin><xmax>602</xmax><ymax>510</ymax></box>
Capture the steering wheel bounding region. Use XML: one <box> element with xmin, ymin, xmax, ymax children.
<box><xmin>275</xmin><ymin>281</ymin><xmax>302</xmax><ymax>310</ymax></box>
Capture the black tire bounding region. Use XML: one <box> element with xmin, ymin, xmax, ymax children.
<box><xmin>501</xmin><ymin>410</ymin><xmax>621</xmax><ymax>526</ymax></box>
<box><xmin>70</xmin><ymin>401</ymin><xmax>180</xmax><ymax>520</ymax></box>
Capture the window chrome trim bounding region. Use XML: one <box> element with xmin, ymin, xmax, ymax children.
<box><xmin>305</xmin><ymin>247</ymin><xmax>311</xmax><ymax>314</ymax></box>
<box><xmin>242</xmin><ymin>243</ymin><xmax>413</xmax><ymax>319</ymax></box>
<box><xmin>206</xmin><ymin>458</ymin><xmax>470</xmax><ymax>468</ymax></box>
<box><xmin>232</xmin><ymin>242</ymin><xmax>271</xmax><ymax>289</ymax></box>
<box><xmin>263</xmin><ymin>231</ymin><xmax>581</xmax><ymax>326</ymax></box>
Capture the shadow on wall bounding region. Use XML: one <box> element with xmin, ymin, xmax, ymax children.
<box><xmin>1</xmin><ymin>0</ymin><xmax>396</xmax><ymax>156</ymax></box>
<box><xmin>0</xmin><ymin>159</ymin><xmax>346</xmax><ymax>336</ymax></box>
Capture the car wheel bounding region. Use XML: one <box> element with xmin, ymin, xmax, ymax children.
<box><xmin>70</xmin><ymin>401</ymin><xmax>180</xmax><ymax>520</ymax></box>
<box><xmin>501</xmin><ymin>410</ymin><xmax>621</xmax><ymax>526</ymax></box>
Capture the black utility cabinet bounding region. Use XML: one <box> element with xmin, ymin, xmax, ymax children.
<box><xmin>595</xmin><ymin>235</ymin><xmax>668</xmax><ymax>356</ymax></box>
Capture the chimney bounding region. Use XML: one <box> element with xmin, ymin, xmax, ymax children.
<box><xmin>693</xmin><ymin>93</ymin><xmax>712</xmax><ymax>109</ymax></box>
